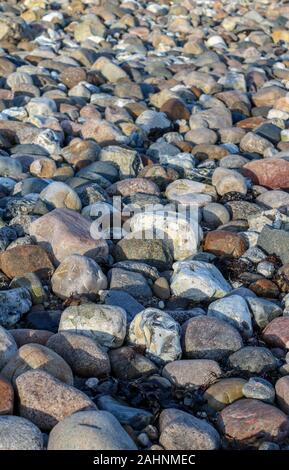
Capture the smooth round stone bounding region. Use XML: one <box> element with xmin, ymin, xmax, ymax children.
<box><xmin>48</xmin><ymin>410</ymin><xmax>137</xmax><ymax>450</ymax></box>
<box><xmin>1</xmin><ymin>343</ymin><xmax>74</xmax><ymax>386</ymax></box>
<box><xmin>30</xmin><ymin>157</ymin><xmax>57</xmax><ymax>178</ymax></box>
<box><xmin>202</xmin><ymin>203</ymin><xmax>230</xmax><ymax>229</ymax></box>
<box><xmin>114</xmin><ymin>237</ymin><xmax>173</xmax><ymax>271</ymax></box>
<box><xmin>204</xmin><ymin>378</ymin><xmax>246</xmax><ymax>411</ymax></box>
<box><xmin>0</xmin><ymin>244</ymin><xmax>54</xmax><ymax>279</ymax></box>
<box><xmin>159</xmin><ymin>409</ymin><xmax>220</xmax><ymax>450</ymax></box>
<box><xmin>59</xmin><ymin>304</ymin><xmax>127</xmax><ymax>349</ymax></box>
<box><xmin>0</xmin><ymin>157</ymin><xmax>23</xmax><ymax>178</ymax></box>
<box><xmin>109</xmin><ymin>346</ymin><xmax>157</xmax><ymax>380</ymax></box>
<box><xmin>51</xmin><ymin>254</ymin><xmax>107</xmax><ymax>299</ymax></box>
<box><xmin>0</xmin><ymin>416</ymin><xmax>43</xmax><ymax>450</ymax></box>
<box><xmin>162</xmin><ymin>359</ymin><xmax>222</xmax><ymax>389</ymax></box>
<box><xmin>16</xmin><ymin>370</ymin><xmax>96</xmax><ymax>431</ymax></box>
<box><xmin>39</xmin><ymin>182</ymin><xmax>82</xmax><ymax>211</ymax></box>
<box><xmin>135</xmin><ymin>110</ymin><xmax>171</xmax><ymax>135</ymax></box>
<box><xmin>0</xmin><ymin>375</ymin><xmax>14</xmax><ymax>415</ymax></box>
<box><xmin>153</xmin><ymin>277</ymin><xmax>170</xmax><ymax>300</ymax></box>
<box><xmin>207</xmin><ymin>295</ymin><xmax>252</xmax><ymax>338</ymax></box>
<box><xmin>46</xmin><ymin>332</ymin><xmax>110</xmax><ymax>378</ymax></box>
<box><xmin>263</xmin><ymin>317</ymin><xmax>289</xmax><ymax>348</ymax></box>
<box><xmin>212</xmin><ymin>167</ymin><xmax>247</xmax><ymax>196</ymax></box>
<box><xmin>257</xmin><ymin>190</ymin><xmax>289</xmax><ymax>209</ymax></box>
<box><xmin>243</xmin><ymin>158</ymin><xmax>289</xmax><ymax>190</ymax></box>
<box><xmin>108</xmin><ymin>267</ymin><xmax>152</xmax><ymax>301</ymax></box>
<box><xmin>242</xmin><ymin>377</ymin><xmax>275</xmax><ymax>403</ymax></box>
<box><xmin>7</xmin><ymin>72</ymin><xmax>33</xmax><ymax>90</ymax></box>
<box><xmin>218</xmin><ymin>399</ymin><xmax>289</xmax><ymax>447</ymax></box>
<box><xmin>240</xmin><ymin>132</ymin><xmax>273</xmax><ymax>156</ymax></box>
<box><xmin>128</xmin><ymin>308</ymin><xmax>181</xmax><ymax>365</ymax></box>
<box><xmin>181</xmin><ymin>316</ymin><xmax>243</xmax><ymax>361</ymax></box>
<box><xmin>185</xmin><ymin>128</ymin><xmax>217</xmax><ymax>145</ymax></box>
<box><xmin>219</xmin><ymin>127</ymin><xmax>246</xmax><ymax>144</ymax></box>
<box><xmin>107</xmin><ymin>177</ymin><xmax>160</xmax><ymax>197</ymax></box>
<box><xmin>26</xmin><ymin>97</ymin><xmax>57</xmax><ymax>117</ymax></box>
<box><xmin>228</xmin><ymin>346</ymin><xmax>277</xmax><ymax>375</ymax></box>
<box><xmin>0</xmin><ymin>326</ymin><xmax>18</xmax><ymax>369</ymax></box>
<box><xmin>219</xmin><ymin>154</ymin><xmax>249</xmax><ymax>168</ymax></box>
<box><xmin>204</xmin><ymin>230</ymin><xmax>247</xmax><ymax>258</ymax></box>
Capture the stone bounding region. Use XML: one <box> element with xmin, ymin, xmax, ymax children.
<box><xmin>252</xmin><ymin>86</ymin><xmax>287</xmax><ymax>107</ymax></box>
<box><xmin>0</xmin><ymin>245</ymin><xmax>54</xmax><ymax>279</ymax></box>
<box><xmin>51</xmin><ymin>254</ymin><xmax>107</xmax><ymax>299</ymax></box>
<box><xmin>108</xmin><ymin>267</ymin><xmax>152</xmax><ymax>301</ymax></box>
<box><xmin>243</xmin><ymin>159</ymin><xmax>289</xmax><ymax>190</ymax></box>
<box><xmin>181</xmin><ymin>315</ymin><xmax>242</xmax><ymax>361</ymax></box>
<box><xmin>0</xmin><ymin>326</ymin><xmax>18</xmax><ymax>369</ymax></box>
<box><xmin>10</xmin><ymin>329</ymin><xmax>53</xmax><ymax>348</ymax></box>
<box><xmin>46</xmin><ymin>332</ymin><xmax>110</xmax><ymax>378</ymax></box>
<box><xmin>202</xmin><ymin>203</ymin><xmax>230</xmax><ymax>229</ymax></box>
<box><xmin>109</xmin><ymin>347</ymin><xmax>157</xmax><ymax>380</ymax></box>
<box><xmin>208</xmin><ymin>295</ymin><xmax>253</xmax><ymax>337</ymax></box>
<box><xmin>257</xmin><ymin>225</ymin><xmax>289</xmax><ymax>265</ymax></box>
<box><xmin>39</xmin><ymin>182</ymin><xmax>82</xmax><ymax>211</ymax></box>
<box><xmin>263</xmin><ymin>317</ymin><xmax>289</xmax><ymax>348</ymax></box>
<box><xmin>1</xmin><ymin>343</ymin><xmax>73</xmax><ymax>386</ymax></box>
<box><xmin>107</xmin><ymin>177</ymin><xmax>160</xmax><ymax>197</ymax></box>
<box><xmin>59</xmin><ymin>303</ymin><xmax>127</xmax><ymax>349</ymax></box>
<box><xmin>212</xmin><ymin>167</ymin><xmax>247</xmax><ymax>196</ymax></box>
<box><xmin>48</xmin><ymin>410</ymin><xmax>137</xmax><ymax>450</ymax></box>
<box><xmin>276</xmin><ymin>376</ymin><xmax>289</xmax><ymax>414</ymax></box>
<box><xmin>228</xmin><ymin>346</ymin><xmax>277</xmax><ymax>375</ymax></box>
<box><xmin>114</xmin><ymin>237</ymin><xmax>173</xmax><ymax>271</ymax></box>
<box><xmin>153</xmin><ymin>277</ymin><xmax>170</xmax><ymax>300</ymax></box>
<box><xmin>103</xmin><ymin>290</ymin><xmax>143</xmax><ymax>322</ymax></box>
<box><xmin>240</xmin><ymin>132</ymin><xmax>273</xmax><ymax>155</ymax></box>
<box><xmin>204</xmin><ymin>378</ymin><xmax>246</xmax><ymax>411</ymax></box>
<box><xmin>128</xmin><ymin>308</ymin><xmax>181</xmax><ymax>365</ymax></box>
<box><xmin>0</xmin><ymin>416</ymin><xmax>43</xmax><ymax>450</ymax></box>
<box><xmin>218</xmin><ymin>399</ymin><xmax>289</xmax><ymax>447</ymax></box>
<box><xmin>10</xmin><ymin>272</ymin><xmax>46</xmax><ymax>305</ymax></box>
<box><xmin>0</xmin><ymin>288</ymin><xmax>32</xmax><ymax>328</ymax></box>
<box><xmin>171</xmin><ymin>260</ymin><xmax>231</xmax><ymax>302</ymax></box>
<box><xmin>16</xmin><ymin>370</ymin><xmax>96</xmax><ymax>431</ymax></box>
<box><xmin>159</xmin><ymin>409</ymin><xmax>220</xmax><ymax>450</ymax></box>
<box><xmin>204</xmin><ymin>231</ymin><xmax>247</xmax><ymax>258</ymax></box>
<box><xmin>99</xmin><ymin>146</ymin><xmax>141</xmax><ymax>179</ymax></box>
<box><xmin>247</xmin><ymin>297</ymin><xmax>282</xmax><ymax>329</ymax></box>
<box><xmin>29</xmin><ymin>208</ymin><xmax>108</xmax><ymax>264</ymax></box>
<box><xmin>243</xmin><ymin>377</ymin><xmax>275</xmax><ymax>403</ymax></box>
<box><xmin>257</xmin><ymin>190</ymin><xmax>289</xmax><ymax>209</ymax></box>
<box><xmin>135</xmin><ymin>110</ymin><xmax>171</xmax><ymax>136</ymax></box>
<box><xmin>97</xmin><ymin>395</ymin><xmax>152</xmax><ymax>429</ymax></box>
<box><xmin>162</xmin><ymin>359</ymin><xmax>222</xmax><ymax>389</ymax></box>
<box><xmin>0</xmin><ymin>374</ymin><xmax>14</xmax><ymax>415</ymax></box>
<box><xmin>30</xmin><ymin>158</ymin><xmax>57</xmax><ymax>178</ymax></box>
<box><xmin>160</xmin><ymin>98</ymin><xmax>190</xmax><ymax>121</ymax></box>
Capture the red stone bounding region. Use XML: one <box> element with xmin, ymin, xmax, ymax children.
<box><xmin>242</xmin><ymin>159</ymin><xmax>289</xmax><ymax>189</ymax></box>
<box><xmin>262</xmin><ymin>317</ymin><xmax>289</xmax><ymax>348</ymax></box>
<box><xmin>0</xmin><ymin>375</ymin><xmax>14</xmax><ymax>415</ymax></box>
<box><xmin>203</xmin><ymin>230</ymin><xmax>247</xmax><ymax>258</ymax></box>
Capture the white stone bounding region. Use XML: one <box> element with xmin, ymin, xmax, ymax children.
<box><xmin>208</xmin><ymin>295</ymin><xmax>253</xmax><ymax>337</ymax></box>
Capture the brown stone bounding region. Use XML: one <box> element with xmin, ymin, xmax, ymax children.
<box><xmin>243</xmin><ymin>159</ymin><xmax>289</xmax><ymax>190</ymax></box>
<box><xmin>162</xmin><ymin>359</ymin><xmax>222</xmax><ymax>389</ymax></box>
<box><xmin>263</xmin><ymin>317</ymin><xmax>289</xmax><ymax>348</ymax></box>
<box><xmin>59</xmin><ymin>67</ymin><xmax>87</xmax><ymax>89</ymax></box>
<box><xmin>252</xmin><ymin>86</ymin><xmax>287</xmax><ymax>107</ymax></box>
<box><xmin>275</xmin><ymin>376</ymin><xmax>289</xmax><ymax>413</ymax></box>
<box><xmin>16</xmin><ymin>370</ymin><xmax>96</xmax><ymax>431</ymax></box>
<box><xmin>249</xmin><ymin>279</ymin><xmax>279</xmax><ymax>298</ymax></box>
<box><xmin>153</xmin><ymin>277</ymin><xmax>170</xmax><ymax>300</ymax></box>
<box><xmin>0</xmin><ymin>245</ymin><xmax>54</xmax><ymax>279</ymax></box>
<box><xmin>30</xmin><ymin>158</ymin><xmax>56</xmax><ymax>178</ymax></box>
<box><xmin>203</xmin><ymin>230</ymin><xmax>247</xmax><ymax>258</ymax></box>
<box><xmin>204</xmin><ymin>378</ymin><xmax>246</xmax><ymax>411</ymax></box>
<box><xmin>0</xmin><ymin>375</ymin><xmax>14</xmax><ymax>415</ymax></box>
<box><xmin>272</xmin><ymin>29</ymin><xmax>289</xmax><ymax>43</ymax></box>
<box><xmin>29</xmin><ymin>208</ymin><xmax>108</xmax><ymax>264</ymax></box>
<box><xmin>218</xmin><ymin>399</ymin><xmax>289</xmax><ymax>446</ymax></box>
<box><xmin>10</xmin><ymin>329</ymin><xmax>53</xmax><ymax>348</ymax></box>
<box><xmin>107</xmin><ymin>177</ymin><xmax>160</xmax><ymax>197</ymax></box>
<box><xmin>236</xmin><ymin>116</ymin><xmax>267</xmax><ymax>129</ymax></box>
<box><xmin>160</xmin><ymin>98</ymin><xmax>190</xmax><ymax>121</ymax></box>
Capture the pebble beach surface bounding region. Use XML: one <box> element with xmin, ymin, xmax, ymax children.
<box><xmin>1</xmin><ymin>0</ymin><xmax>289</xmax><ymax>451</ymax></box>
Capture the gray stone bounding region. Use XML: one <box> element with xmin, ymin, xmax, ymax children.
<box><xmin>0</xmin><ymin>288</ymin><xmax>32</xmax><ymax>328</ymax></box>
<box><xmin>97</xmin><ymin>395</ymin><xmax>153</xmax><ymax>430</ymax></box>
<box><xmin>0</xmin><ymin>326</ymin><xmax>18</xmax><ymax>369</ymax></box>
<box><xmin>0</xmin><ymin>416</ymin><xmax>43</xmax><ymax>450</ymax></box>
<box><xmin>242</xmin><ymin>377</ymin><xmax>275</xmax><ymax>403</ymax></box>
<box><xmin>208</xmin><ymin>295</ymin><xmax>253</xmax><ymax>338</ymax></box>
<box><xmin>228</xmin><ymin>347</ymin><xmax>277</xmax><ymax>375</ymax></box>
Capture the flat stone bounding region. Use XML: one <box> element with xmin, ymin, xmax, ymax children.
<box><xmin>16</xmin><ymin>370</ymin><xmax>96</xmax><ymax>431</ymax></box>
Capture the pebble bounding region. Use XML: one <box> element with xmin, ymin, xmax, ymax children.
<box><xmin>0</xmin><ymin>416</ymin><xmax>43</xmax><ymax>450</ymax></box>
<box><xmin>242</xmin><ymin>377</ymin><xmax>275</xmax><ymax>403</ymax></box>
<box><xmin>162</xmin><ymin>359</ymin><xmax>222</xmax><ymax>389</ymax></box>
<box><xmin>207</xmin><ymin>295</ymin><xmax>253</xmax><ymax>337</ymax></box>
<box><xmin>204</xmin><ymin>378</ymin><xmax>246</xmax><ymax>411</ymax></box>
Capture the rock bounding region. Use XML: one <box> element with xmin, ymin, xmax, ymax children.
<box><xmin>103</xmin><ymin>290</ymin><xmax>143</xmax><ymax>322</ymax></box>
<box><xmin>135</xmin><ymin>110</ymin><xmax>171</xmax><ymax>136</ymax></box>
<box><xmin>26</xmin><ymin>310</ymin><xmax>61</xmax><ymax>334</ymax></box>
<box><xmin>99</xmin><ymin>146</ymin><xmax>141</xmax><ymax>178</ymax></box>
<box><xmin>171</xmin><ymin>260</ymin><xmax>231</xmax><ymax>302</ymax></box>
<box><xmin>0</xmin><ymin>416</ymin><xmax>43</xmax><ymax>450</ymax></box>
<box><xmin>16</xmin><ymin>370</ymin><xmax>96</xmax><ymax>431</ymax></box>
<box><xmin>51</xmin><ymin>254</ymin><xmax>107</xmax><ymax>299</ymax></box>
<box><xmin>160</xmin><ymin>98</ymin><xmax>190</xmax><ymax>121</ymax></box>
<box><xmin>59</xmin><ymin>303</ymin><xmax>127</xmax><ymax>349</ymax></box>
<box><xmin>212</xmin><ymin>167</ymin><xmax>247</xmax><ymax>196</ymax></box>
<box><xmin>0</xmin><ymin>375</ymin><xmax>14</xmax><ymax>415</ymax></box>
<box><xmin>29</xmin><ymin>208</ymin><xmax>108</xmax><ymax>264</ymax></box>
<box><xmin>108</xmin><ymin>267</ymin><xmax>152</xmax><ymax>301</ymax></box>
<box><xmin>128</xmin><ymin>308</ymin><xmax>181</xmax><ymax>365</ymax></box>
<box><xmin>109</xmin><ymin>346</ymin><xmax>157</xmax><ymax>380</ymax></box>
<box><xmin>243</xmin><ymin>159</ymin><xmax>289</xmax><ymax>190</ymax></box>
<box><xmin>159</xmin><ymin>409</ymin><xmax>220</xmax><ymax>450</ymax></box>
<box><xmin>257</xmin><ymin>225</ymin><xmax>289</xmax><ymax>265</ymax></box>
<box><xmin>114</xmin><ymin>237</ymin><xmax>173</xmax><ymax>271</ymax></box>
<box><xmin>153</xmin><ymin>277</ymin><xmax>170</xmax><ymax>300</ymax></box>
<box><xmin>275</xmin><ymin>376</ymin><xmax>289</xmax><ymax>413</ymax></box>
<box><xmin>181</xmin><ymin>315</ymin><xmax>243</xmax><ymax>361</ymax></box>
<box><xmin>97</xmin><ymin>395</ymin><xmax>152</xmax><ymax>429</ymax></box>
<box><xmin>162</xmin><ymin>359</ymin><xmax>222</xmax><ymax>389</ymax></box>
<box><xmin>0</xmin><ymin>245</ymin><xmax>54</xmax><ymax>279</ymax></box>
<box><xmin>10</xmin><ymin>272</ymin><xmax>46</xmax><ymax>305</ymax></box>
<box><xmin>10</xmin><ymin>329</ymin><xmax>53</xmax><ymax>348</ymax></box>
<box><xmin>0</xmin><ymin>288</ymin><xmax>32</xmax><ymax>328</ymax></box>
<box><xmin>208</xmin><ymin>295</ymin><xmax>252</xmax><ymax>337</ymax></box>
<box><xmin>263</xmin><ymin>317</ymin><xmax>289</xmax><ymax>348</ymax></box>
<box><xmin>257</xmin><ymin>190</ymin><xmax>289</xmax><ymax>209</ymax></box>
<box><xmin>228</xmin><ymin>346</ymin><xmax>277</xmax><ymax>375</ymax></box>
<box><xmin>203</xmin><ymin>231</ymin><xmax>247</xmax><ymax>258</ymax></box>
<box><xmin>243</xmin><ymin>377</ymin><xmax>275</xmax><ymax>403</ymax></box>
<box><xmin>252</xmin><ymin>86</ymin><xmax>287</xmax><ymax>107</ymax></box>
<box><xmin>46</xmin><ymin>332</ymin><xmax>110</xmax><ymax>378</ymax></box>
<box><xmin>0</xmin><ymin>326</ymin><xmax>18</xmax><ymax>369</ymax></box>
<box><xmin>48</xmin><ymin>410</ymin><xmax>137</xmax><ymax>450</ymax></box>
<box><xmin>240</xmin><ymin>132</ymin><xmax>273</xmax><ymax>155</ymax></box>
<box><xmin>107</xmin><ymin>177</ymin><xmax>160</xmax><ymax>197</ymax></box>
<box><xmin>39</xmin><ymin>182</ymin><xmax>82</xmax><ymax>211</ymax></box>
<box><xmin>204</xmin><ymin>378</ymin><xmax>246</xmax><ymax>411</ymax></box>
<box><xmin>247</xmin><ymin>297</ymin><xmax>282</xmax><ymax>329</ymax></box>
<box><xmin>218</xmin><ymin>399</ymin><xmax>289</xmax><ymax>447</ymax></box>
<box><xmin>1</xmin><ymin>343</ymin><xmax>73</xmax><ymax>386</ymax></box>
<box><xmin>202</xmin><ymin>203</ymin><xmax>230</xmax><ymax>229</ymax></box>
